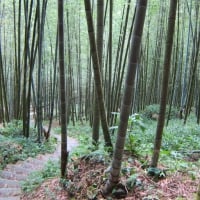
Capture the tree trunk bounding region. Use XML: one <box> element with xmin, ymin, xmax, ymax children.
<box><xmin>197</xmin><ymin>181</ymin><xmax>200</xmax><ymax>200</ymax></box>
<box><xmin>102</xmin><ymin>0</ymin><xmax>147</xmax><ymax>195</ymax></box>
<box><xmin>58</xmin><ymin>0</ymin><xmax>68</xmax><ymax>178</ymax></box>
<box><xmin>84</xmin><ymin>0</ymin><xmax>112</xmax><ymax>148</ymax></box>
<box><xmin>0</xmin><ymin>43</ymin><xmax>9</xmax><ymax>123</ymax></box>
<box><xmin>92</xmin><ymin>0</ymin><xmax>104</xmax><ymax>146</ymax></box>
<box><xmin>151</xmin><ymin>0</ymin><xmax>178</xmax><ymax>167</ymax></box>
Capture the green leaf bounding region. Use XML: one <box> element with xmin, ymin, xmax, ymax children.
<box><xmin>126</xmin><ymin>174</ymin><xmax>137</xmax><ymax>190</ymax></box>
<box><xmin>147</xmin><ymin>167</ymin><xmax>166</xmax><ymax>179</ymax></box>
<box><xmin>86</xmin><ymin>185</ymin><xmax>98</xmax><ymax>200</ymax></box>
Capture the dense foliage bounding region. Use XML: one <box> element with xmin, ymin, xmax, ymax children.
<box><xmin>0</xmin><ymin>121</ymin><xmax>57</xmax><ymax>170</ymax></box>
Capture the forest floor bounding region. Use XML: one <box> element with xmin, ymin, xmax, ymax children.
<box><xmin>0</xmin><ymin>120</ymin><xmax>199</xmax><ymax>200</ymax></box>
<box><xmin>20</xmin><ymin>118</ymin><xmax>200</xmax><ymax>200</ymax></box>
<box><xmin>20</xmin><ymin>150</ymin><xmax>200</xmax><ymax>200</ymax></box>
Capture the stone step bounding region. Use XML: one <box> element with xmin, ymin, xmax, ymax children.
<box><xmin>0</xmin><ymin>197</ymin><xmax>20</xmax><ymax>200</ymax></box>
<box><xmin>4</xmin><ymin>166</ymin><xmax>34</xmax><ymax>175</ymax></box>
<box><xmin>26</xmin><ymin>157</ymin><xmax>45</xmax><ymax>165</ymax></box>
<box><xmin>0</xmin><ymin>179</ymin><xmax>20</xmax><ymax>188</ymax></box>
<box><xmin>0</xmin><ymin>171</ymin><xmax>27</xmax><ymax>181</ymax></box>
<box><xmin>0</xmin><ymin>133</ymin><xmax>78</xmax><ymax>199</ymax></box>
<box><xmin>35</xmin><ymin>154</ymin><xmax>52</xmax><ymax>162</ymax></box>
<box><xmin>0</xmin><ymin>188</ymin><xmax>21</xmax><ymax>197</ymax></box>
<box><xmin>14</xmin><ymin>161</ymin><xmax>35</xmax><ymax>169</ymax></box>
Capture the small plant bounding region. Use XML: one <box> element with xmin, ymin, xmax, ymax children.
<box><xmin>21</xmin><ymin>160</ymin><xmax>60</xmax><ymax>193</ymax></box>
<box><xmin>126</xmin><ymin>114</ymin><xmax>146</xmax><ymax>154</ymax></box>
<box><xmin>142</xmin><ymin>104</ymin><xmax>178</xmax><ymax>120</ymax></box>
<box><xmin>70</xmin><ymin>134</ymin><xmax>112</xmax><ymax>165</ymax></box>
<box><xmin>0</xmin><ymin>140</ymin><xmax>23</xmax><ymax>169</ymax></box>
<box><xmin>147</xmin><ymin>167</ymin><xmax>166</xmax><ymax>181</ymax></box>
<box><xmin>110</xmin><ymin>112</ymin><xmax>146</xmax><ymax>154</ymax></box>
<box><xmin>0</xmin><ymin>120</ymin><xmax>23</xmax><ymax>137</ymax></box>
<box><xmin>141</xmin><ymin>104</ymin><xmax>160</xmax><ymax>119</ymax></box>
<box><xmin>0</xmin><ymin>120</ymin><xmax>57</xmax><ymax>169</ymax></box>
<box><xmin>128</xmin><ymin>113</ymin><xmax>146</xmax><ymax>132</ymax></box>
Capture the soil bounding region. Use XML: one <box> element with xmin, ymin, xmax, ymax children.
<box><xmin>20</xmin><ymin>154</ymin><xmax>199</xmax><ymax>200</ymax></box>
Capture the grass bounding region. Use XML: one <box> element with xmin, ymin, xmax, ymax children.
<box><xmin>19</xmin><ymin>114</ymin><xmax>200</xmax><ymax>197</ymax></box>
<box><xmin>0</xmin><ymin>120</ymin><xmax>57</xmax><ymax>170</ymax></box>
<box><xmin>21</xmin><ymin>160</ymin><xmax>60</xmax><ymax>193</ymax></box>
<box><xmin>124</xmin><ymin>113</ymin><xmax>200</xmax><ymax>175</ymax></box>
<box><xmin>53</xmin><ymin>121</ymin><xmax>92</xmax><ymax>138</ymax></box>
<box><xmin>54</xmin><ymin>114</ymin><xmax>200</xmax><ymax>174</ymax></box>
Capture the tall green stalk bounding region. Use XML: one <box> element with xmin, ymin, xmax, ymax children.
<box><xmin>151</xmin><ymin>0</ymin><xmax>178</xmax><ymax>167</ymax></box>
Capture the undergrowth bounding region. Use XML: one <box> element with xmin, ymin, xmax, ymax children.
<box><xmin>21</xmin><ymin>160</ymin><xmax>60</xmax><ymax>193</ymax></box>
<box><xmin>142</xmin><ymin>104</ymin><xmax>179</xmax><ymax>119</ymax></box>
<box><xmin>0</xmin><ymin>120</ymin><xmax>57</xmax><ymax>170</ymax></box>
<box><xmin>20</xmin><ymin>114</ymin><xmax>200</xmax><ymax>197</ymax></box>
<box><xmin>43</xmin><ymin>114</ymin><xmax>200</xmax><ymax>174</ymax></box>
<box><xmin>109</xmin><ymin>112</ymin><xmax>200</xmax><ymax>177</ymax></box>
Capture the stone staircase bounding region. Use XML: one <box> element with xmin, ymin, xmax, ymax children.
<box><xmin>0</xmin><ymin>134</ymin><xmax>78</xmax><ymax>200</ymax></box>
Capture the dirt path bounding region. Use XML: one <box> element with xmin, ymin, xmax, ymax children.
<box><xmin>0</xmin><ymin>133</ymin><xmax>78</xmax><ymax>200</ymax></box>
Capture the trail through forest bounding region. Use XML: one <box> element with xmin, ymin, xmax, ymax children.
<box><xmin>0</xmin><ymin>129</ymin><xmax>78</xmax><ymax>200</ymax></box>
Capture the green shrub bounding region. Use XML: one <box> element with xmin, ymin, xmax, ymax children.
<box><xmin>0</xmin><ymin>120</ymin><xmax>57</xmax><ymax>169</ymax></box>
<box><xmin>110</xmin><ymin>112</ymin><xmax>146</xmax><ymax>155</ymax></box>
<box><xmin>0</xmin><ymin>120</ymin><xmax>23</xmax><ymax>137</ymax></box>
<box><xmin>21</xmin><ymin>160</ymin><xmax>60</xmax><ymax>193</ymax></box>
<box><xmin>0</xmin><ymin>140</ymin><xmax>23</xmax><ymax>169</ymax></box>
<box><xmin>142</xmin><ymin>104</ymin><xmax>179</xmax><ymax>120</ymax></box>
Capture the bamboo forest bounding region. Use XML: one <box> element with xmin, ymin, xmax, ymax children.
<box><xmin>0</xmin><ymin>0</ymin><xmax>200</xmax><ymax>199</ymax></box>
